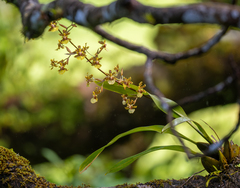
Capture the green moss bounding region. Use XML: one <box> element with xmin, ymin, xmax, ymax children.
<box><xmin>0</xmin><ymin>146</ymin><xmax>87</xmax><ymax>188</ymax></box>
<box><xmin>115</xmin><ymin>183</ymin><xmax>138</xmax><ymax>188</ymax></box>
<box><xmin>114</xmin><ymin>179</ymin><xmax>173</xmax><ymax>188</ymax></box>
<box><xmin>147</xmin><ymin>179</ymin><xmax>172</xmax><ymax>187</ymax></box>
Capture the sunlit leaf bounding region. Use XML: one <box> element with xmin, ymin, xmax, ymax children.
<box><xmin>162</xmin><ymin>117</ymin><xmax>191</xmax><ymax>132</ymax></box>
<box><xmin>95</xmin><ymin>80</ymin><xmax>209</xmax><ymax>144</ymax></box>
<box><xmin>162</xmin><ymin>116</ymin><xmax>213</xmax><ymax>145</ymax></box>
<box><xmin>106</xmin><ymin>145</ymin><xmax>198</xmax><ymax>174</ymax></box>
<box><xmin>193</xmin><ymin>121</ymin><xmax>213</xmax><ymax>144</ymax></box>
<box><xmin>162</xmin><ymin>117</ymin><xmax>196</xmax><ymax>144</ymax></box>
<box><xmin>79</xmin><ymin>125</ymin><xmax>165</xmax><ymax>173</ymax></box>
<box><xmin>95</xmin><ymin>80</ymin><xmax>138</xmax><ymax>97</ymax></box>
<box><xmin>79</xmin><ymin>147</ymin><xmax>104</xmax><ymax>173</ymax></box>
<box><xmin>148</xmin><ymin>93</ymin><xmax>187</xmax><ymax>118</ymax></box>
<box><xmin>95</xmin><ymin>81</ymin><xmax>187</xmax><ymax>119</ymax></box>
<box><xmin>79</xmin><ymin>123</ymin><xmax>196</xmax><ymax>173</ymax></box>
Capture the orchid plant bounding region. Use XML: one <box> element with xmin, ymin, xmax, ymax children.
<box><xmin>48</xmin><ymin>20</ymin><xmax>240</xmax><ymax>183</ymax></box>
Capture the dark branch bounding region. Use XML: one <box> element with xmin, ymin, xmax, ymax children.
<box><xmin>94</xmin><ymin>25</ymin><xmax>229</xmax><ymax>63</ymax></box>
<box><xmin>144</xmin><ymin>57</ymin><xmax>165</xmax><ymax>98</ymax></box>
<box><xmin>177</xmin><ymin>75</ymin><xmax>235</xmax><ymax>106</ymax></box>
<box><xmin>4</xmin><ymin>0</ymin><xmax>240</xmax><ymax>38</ymax></box>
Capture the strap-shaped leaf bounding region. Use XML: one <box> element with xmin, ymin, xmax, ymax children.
<box><xmin>95</xmin><ymin>80</ymin><xmax>187</xmax><ymax>119</ymax></box>
<box><xmin>162</xmin><ymin>116</ymin><xmax>191</xmax><ymax>132</ymax></box>
<box><xmin>79</xmin><ymin>125</ymin><xmax>165</xmax><ymax>173</ymax></box>
<box><xmin>192</xmin><ymin>121</ymin><xmax>213</xmax><ymax>144</ymax></box>
<box><xmin>162</xmin><ymin>117</ymin><xmax>196</xmax><ymax>144</ymax></box>
<box><xmin>79</xmin><ymin>124</ymin><xmax>196</xmax><ymax>173</ymax></box>
<box><xmin>79</xmin><ymin>147</ymin><xmax>104</xmax><ymax>174</ymax></box>
<box><xmin>80</xmin><ymin>83</ymin><xmax>210</xmax><ymax>173</ymax></box>
<box><xmin>106</xmin><ymin>145</ymin><xmax>198</xmax><ymax>174</ymax></box>
<box><xmin>95</xmin><ymin>80</ymin><xmax>139</xmax><ymax>97</ymax></box>
<box><xmin>162</xmin><ymin>117</ymin><xmax>213</xmax><ymax>145</ymax></box>
<box><xmin>148</xmin><ymin>93</ymin><xmax>187</xmax><ymax>118</ymax></box>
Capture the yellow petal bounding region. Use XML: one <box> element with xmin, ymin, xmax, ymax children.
<box><xmin>108</xmin><ymin>79</ymin><xmax>115</xmax><ymax>85</ymax></box>
<box><xmin>137</xmin><ymin>92</ymin><xmax>143</xmax><ymax>98</ymax></box>
<box><xmin>76</xmin><ymin>56</ymin><xmax>85</xmax><ymax>60</ymax></box>
<box><xmin>61</xmin><ymin>39</ymin><xmax>69</xmax><ymax>44</ymax></box>
<box><xmin>50</xmin><ymin>27</ymin><xmax>59</xmax><ymax>32</ymax></box>
<box><xmin>58</xmin><ymin>69</ymin><xmax>67</xmax><ymax>75</ymax></box>
<box><xmin>94</xmin><ymin>64</ymin><xmax>102</xmax><ymax>69</ymax></box>
<box><xmin>90</xmin><ymin>98</ymin><xmax>98</xmax><ymax>104</ymax></box>
<box><xmin>128</xmin><ymin>109</ymin><xmax>135</xmax><ymax>114</ymax></box>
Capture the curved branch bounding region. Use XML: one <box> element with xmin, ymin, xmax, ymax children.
<box><xmin>94</xmin><ymin>25</ymin><xmax>229</xmax><ymax>63</ymax></box>
<box><xmin>144</xmin><ymin>57</ymin><xmax>164</xmax><ymax>98</ymax></box>
<box><xmin>177</xmin><ymin>75</ymin><xmax>235</xmax><ymax>106</ymax></box>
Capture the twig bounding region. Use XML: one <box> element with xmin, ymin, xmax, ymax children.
<box><xmin>180</xmin><ymin>169</ymin><xmax>205</xmax><ymax>188</ymax></box>
<box><xmin>177</xmin><ymin>75</ymin><xmax>235</xmax><ymax>106</ymax></box>
<box><xmin>144</xmin><ymin>57</ymin><xmax>193</xmax><ymax>159</ymax></box>
<box><xmin>144</xmin><ymin>57</ymin><xmax>164</xmax><ymax>99</ymax></box>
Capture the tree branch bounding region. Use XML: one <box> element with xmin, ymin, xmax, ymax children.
<box><xmin>177</xmin><ymin>75</ymin><xmax>235</xmax><ymax>106</ymax></box>
<box><xmin>4</xmin><ymin>0</ymin><xmax>235</xmax><ymax>63</ymax></box>
<box><xmin>94</xmin><ymin>25</ymin><xmax>229</xmax><ymax>63</ymax></box>
<box><xmin>4</xmin><ymin>0</ymin><xmax>240</xmax><ymax>37</ymax></box>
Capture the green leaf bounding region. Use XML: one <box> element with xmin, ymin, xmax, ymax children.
<box><xmin>79</xmin><ymin>123</ymin><xmax>198</xmax><ymax>173</ymax></box>
<box><xmin>95</xmin><ymin>80</ymin><xmax>138</xmax><ymax>97</ymax></box>
<box><xmin>162</xmin><ymin>117</ymin><xmax>192</xmax><ymax>132</ymax></box>
<box><xmin>193</xmin><ymin>121</ymin><xmax>213</xmax><ymax>144</ymax></box>
<box><xmin>162</xmin><ymin>117</ymin><xmax>213</xmax><ymax>145</ymax></box>
<box><xmin>148</xmin><ymin>93</ymin><xmax>187</xmax><ymax>118</ymax></box>
<box><xmin>95</xmin><ymin>81</ymin><xmax>187</xmax><ymax>119</ymax></box>
<box><xmin>79</xmin><ymin>147</ymin><xmax>104</xmax><ymax>174</ymax></box>
<box><xmin>162</xmin><ymin>117</ymin><xmax>196</xmax><ymax>144</ymax></box>
<box><xmin>79</xmin><ymin>125</ymin><xmax>165</xmax><ymax>173</ymax></box>
<box><xmin>106</xmin><ymin>145</ymin><xmax>198</xmax><ymax>174</ymax></box>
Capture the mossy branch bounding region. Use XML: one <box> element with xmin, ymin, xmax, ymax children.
<box><xmin>0</xmin><ymin>146</ymin><xmax>87</xmax><ymax>188</ymax></box>
<box><xmin>1</xmin><ymin>146</ymin><xmax>240</xmax><ymax>188</ymax></box>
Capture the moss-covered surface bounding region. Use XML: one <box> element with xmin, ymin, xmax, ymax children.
<box><xmin>115</xmin><ymin>169</ymin><xmax>240</xmax><ymax>188</ymax></box>
<box><xmin>0</xmin><ymin>146</ymin><xmax>88</xmax><ymax>188</ymax></box>
<box><xmin>1</xmin><ymin>146</ymin><xmax>240</xmax><ymax>188</ymax></box>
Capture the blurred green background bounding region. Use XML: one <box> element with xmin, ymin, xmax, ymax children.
<box><xmin>1</xmin><ymin>0</ymin><xmax>240</xmax><ymax>187</ymax></box>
